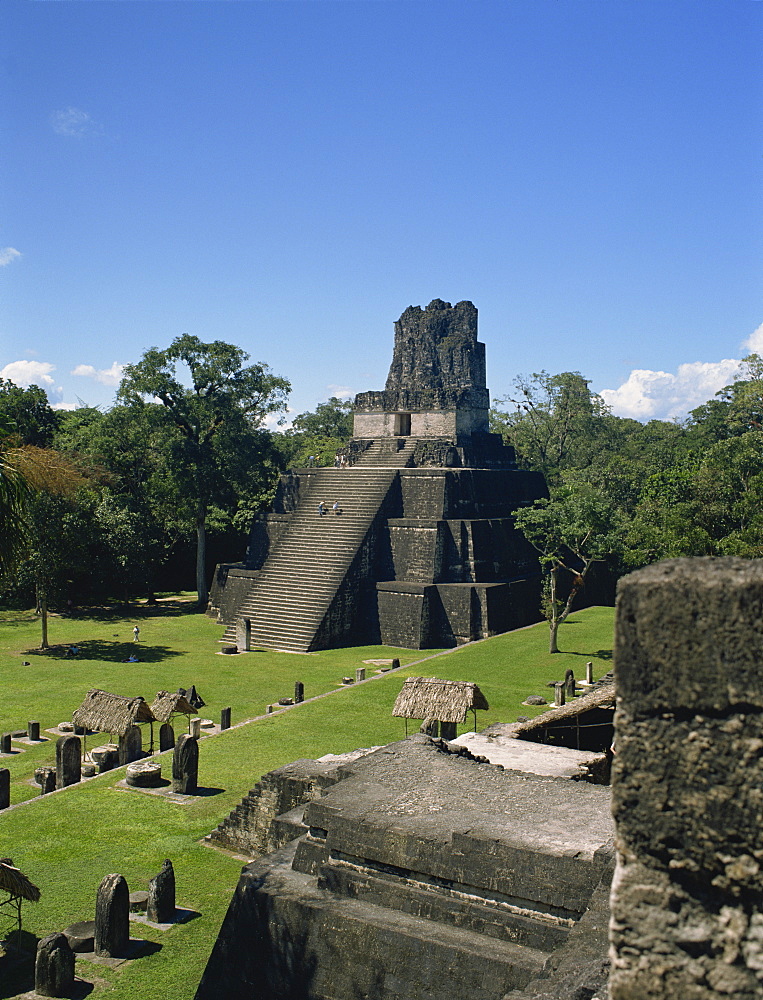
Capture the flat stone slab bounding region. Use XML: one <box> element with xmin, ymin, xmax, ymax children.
<box><xmin>114</xmin><ymin>779</ymin><xmax>221</xmax><ymax>803</ymax></box>
<box><xmin>130</xmin><ymin>907</ymin><xmax>199</xmax><ymax>930</ymax></box>
<box><xmin>74</xmin><ymin>937</ymin><xmax>154</xmax><ymax>967</ymax></box>
<box><xmin>129</xmin><ymin>890</ymin><xmax>148</xmax><ymax>912</ymax></box>
<box><xmin>305</xmin><ymin>736</ymin><xmax>614</xmax><ymax>864</ymax></box>
<box><xmin>63</xmin><ymin>920</ymin><xmax>95</xmax><ymax>952</ymax></box>
<box><xmin>449</xmin><ymin>731</ymin><xmax>606</xmax><ymax>779</ymax></box>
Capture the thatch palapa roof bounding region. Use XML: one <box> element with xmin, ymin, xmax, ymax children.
<box><xmin>513</xmin><ymin>677</ymin><xmax>615</xmax><ymax>737</ymax></box>
<box><xmin>72</xmin><ymin>689</ymin><xmax>155</xmax><ymax>737</ymax></box>
<box><xmin>150</xmin><ymin>691</ymin><xmax>195</xmax><ymax>724</ymax></box>
<box><xmin>392</xmin><ymin>677</ymin><xmax>489</xmax><ymax>724</ymax></box>
<box><xmin>0</xmin><ymin>859</ymin><xmax>41</xmax><ymax>902</ymax></box>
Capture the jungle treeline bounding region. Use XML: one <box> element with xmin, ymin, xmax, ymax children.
<box><xmin>1</xmin><ymin>336</ymin><xmax>760</xmax><ymax>620</ymax></box>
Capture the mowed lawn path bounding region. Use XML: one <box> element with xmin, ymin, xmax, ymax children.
<box><xmin>0</xmin><ymin>597</ymin><xmax>614</xmax><ymax>1000</ymax></box>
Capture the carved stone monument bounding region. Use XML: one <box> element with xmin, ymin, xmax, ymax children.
<box><xmin>56</xmin><ymin>734</ymin><xmax>81</xmax><ymax>788</ymax></box>
<box><xmin>94</xmin><ymin>873</ymin><xmax>130</xmax><ymax>958</ymax></box>
<box><xmin>564</xmin><ymin>668</ymin><xmax>576</xmax><ymax>701</ymax></box>
<box><xmin>118</xmin><ymin>724</ymin><xmax>142</xmax><ymax>765</ymax></box>
<box><xmin>36</xmin><ymin>765</ymin><xmax>56</xmax><ymax>794</ymax></box>
<box><xmin>159</xmin><ymin>722</ymin><xmax>175</xmax><ymax>752</ymax></box>
<box><xmin>35</xmin><ymin>932</ymin><xmax>75</xmax><ymax>998</ymax></box>
<box><xmin>147</xmin><ymin>859</ymin><xmax>176</xmax><ymax>923</ymax></box>
<box><xmin>172</xmin><ymin>734</ymin><xmax>198</xmax><ymax>794</ymax></box>
<box><xmin>213</xmin><ymin>300</ymin><xmax>547</xmax><ymax>652</ymax></box>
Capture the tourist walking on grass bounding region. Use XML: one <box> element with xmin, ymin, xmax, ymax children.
<box><xmin>133</xmin><ymin>625</ymin><xmax>140</xmax><ymax>641</ymax></box>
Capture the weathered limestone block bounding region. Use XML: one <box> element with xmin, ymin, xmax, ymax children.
<box><xmin>94</xmin><ymin>873</ymin><xmax>130</xmax><ymax>957</ymax></box>
<box><xmin>118</xmin><ymin>724</ymin><xmax>142</xmax><ymax>765</ymax></box>
<box><xmin>610</xmin><ymin>558</ymin><xmax>763</xmax><ymax>1000</ymax></box>
<box><xmin>172</xmin><ymin>734</ymin><xmax>198</xmax><ymax>794</ymax></box>
<box><xmin>55</xmin><ymin>734</ymin><xmax>81</xmax><ymax>788</ymax></box>
<box><xmin>147</xmin><ymin>858</ymin><xmax>176</xmax><ymax>923</ymax></box>
<box><xmin>159</xmin><ymin>722</ymin><xmax>175</xmax><ymax>751</ymax></box>
<box><xmin>35</xmin><ymin>932</ymin><xmax>75</xmax><ymax>997</ymax></box>
<box><xmin>35</xmin><ymin>765</ymin><xmax>56</xmax><ymax>794</ymax></box>
<box><xmin>385</xmin><ymin>299</ymin><xmax>485</xmax><ymax>393</ymax></box>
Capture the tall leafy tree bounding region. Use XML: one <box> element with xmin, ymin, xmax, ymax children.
<box><xmin>491</xmin><ymin>371</ymin><xmax>616</xmax><ymax>482</ymax></box>
<box><xmin>513</xmin><ymin>475</ymin><xmax>626</xmax><ymax>653</ymax></box>
<box><xmin>118</xmin><ymin>335</ymin><xmax>290</xmax><ymax>605</ymax></box>
<box><xmin>278</xmin><ymin>396</ymin><xmax>354</xmax><ymax>467</ymax></box>
<box><xmin>0</xmin><ymin>379</ymin><xmax>59</xmax><ymax>447</ymax></box>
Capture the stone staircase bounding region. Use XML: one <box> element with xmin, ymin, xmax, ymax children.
<box><xmin>207</xmin><ymin>758</ymin><xmax>347</xmax><ymax>857</ymax></box>
<box><xmin>222</xmin><ymin>441</ymin><xmax>415</xmax><ymax>652</ymax></box>
<box><xmin>353</xmin><ymin>437</ymin><xmax>416</xmax><ymax>467</ymax></box>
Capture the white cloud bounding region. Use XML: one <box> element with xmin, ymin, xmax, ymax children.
<box><xmin>0</xmin><ymin>247</ymin><xmax>21</xmax><ymax>267</ymax></box>
<box><xmin>743</xmin><ymin>322</ymin><xmax>763</xmax><ymax>355</ymax></box>
<box><xmin>71</xmin><ymin>362</ymin><xmax>124</xmax><ymax>386</ymax></box>
<box><xmin>1</xmin><ymin>359</ymin><xmax>57</xmax><ymax>388</ymax></box>
<box><xmin>600</xmin><ymin>359</ymin><xmax>743</xmax><ymax>421</ymax></box>
<box><xmin>50</xmin><ymin>107</ymin><xmax>103</xmax><ymax>137</ymax></box>
<box><xmin>51</xmin><ymin>401</ymin><xmax>78</xmax><ymax>412</ymax></box>
<box><xmin>1</xmin><ymin>360</ymin><xmax>65</xmax><ymax>404</ymax></box>
<box><xmin>326</xmin><ymin>384</ymin><xmax>354</xmax><ymax>399</ymax></box>
<box><xmin>264</xmin><ymin>408</ymin><xmax>295</xmax><ymax>431</ymax></box>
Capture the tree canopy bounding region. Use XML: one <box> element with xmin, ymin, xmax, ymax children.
<box><xmin>118</xmin><ymin>335</ymin><xmax>290</xmax><ymax>606</ymax></box>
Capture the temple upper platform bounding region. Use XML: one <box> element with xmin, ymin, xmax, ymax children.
<box><xmin>353</xmin><ymin>299</ymin><xmax>491</xmax><ymax>441</ymax></box>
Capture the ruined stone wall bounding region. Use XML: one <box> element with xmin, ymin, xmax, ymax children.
<box><xmin>385</xmin><ymin>299</ymin><xmax>485</xmax><ymax>392</ymax></box>
<box><xmin>610</xmin><ymin>558</ymin><xmax>763</xmax><ymax>1000</ymax></box>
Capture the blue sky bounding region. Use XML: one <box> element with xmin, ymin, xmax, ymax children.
<box><xmin>1</xmin><ymin>1</ymin><xmax>761</xmax><ymax>424</ymax></box>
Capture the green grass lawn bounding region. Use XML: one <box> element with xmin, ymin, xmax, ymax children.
<box><xmin>0</xmin><ymin>597</ymin><xmax>614</xmax><ymax>1000</ymax></box>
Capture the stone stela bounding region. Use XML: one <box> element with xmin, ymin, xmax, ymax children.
<box><xmin>210</xmin><ymin>300</ymin><xmax>547</xmax><ymax>652</ymax></box>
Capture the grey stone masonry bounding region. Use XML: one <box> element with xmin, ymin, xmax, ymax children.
<box><xmin>610</xmin><ymin>558</ymin><xmax>763</xmax><ymax>1000</ymax></box>
<box><xmin>94</xmin><ymin>873</ymin><xmax>130</xmax><ymax>958</ymax></box>
<box><xmin>354</xmin><ymin>300</ymin><xmax>490</xmax><ymax>439</ymax></box>
<box><xmin>197</xmin><ymin>736</ymin><xmax>614</xmax><ymax>1000</ymax></box>
<box><xmin>35</xmin><ymin>932</ymin><xmax>75</xmax><ymax>998</ymax></box>
<box><xmin>147</xmin><ymin>859</ymin><xmax>175</xmax><ymax>923</ymax></box>
<box><xmin>212</xmin><ymin>300</ymin><xmax>547</xmax><ymax>651</ymax></box>
<box><xmin>172</xmin><ymin>734</ymin><xmax>198</xmax><ymax>794</ymax></box>
<box><xmin>56</xmin><ymin>734</ymin><xmax>81</xmax><ymax>788</ymax></box>
<box><xmin>207</xmin><ymin>757</ymin><xmax>353</xmax><ymax>856</ymax></box>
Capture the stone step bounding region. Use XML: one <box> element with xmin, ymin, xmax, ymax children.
<box><xmin>224</xmin><ymin>466</ymin><xmax>400</xmax><ymax>651</ymax></box>
<box><xmin>317</xmin><ymin>864</ymin><xmax>570</xmax><ymax>952</ymax></box>
<box><xmin>254</xmin><ymin>866</ymin><xmax>550</xmax><ymax>1000</ymax></box>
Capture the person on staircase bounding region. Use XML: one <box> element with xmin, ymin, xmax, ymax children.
<box><xmin>318</xmin><ymin>501</ymin><xmax>327</xmax><ymax>516</ymax></box>
<box><xmin>332</xmin><ymin>500</ymin><xmax>343</xmax><ymax>515</ymax></box>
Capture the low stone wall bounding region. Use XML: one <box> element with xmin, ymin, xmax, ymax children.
<box><xmin>610</xmin><ymin>558</ymin><xmax>763</xmax><ymax>1000</ymax></box>
<box><xmin>197</xmin><ymin>736</ymin><xmax>614</xmax><ymax>1000</ymax></box>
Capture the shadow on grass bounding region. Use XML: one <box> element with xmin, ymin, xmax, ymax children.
<box><xmin>69</xmin><ymin>599</ymin><xmax>202</xmax><ymax>623</ymax></box>
<box><xmin>563</xmin><ymin>648</ymin><xmax>613</xmax><ymax>660</ymax></box>
<box><xmin>26</xmin><ymin>641</ymin><xmax>183</xmax><ymax>663</ymax></box>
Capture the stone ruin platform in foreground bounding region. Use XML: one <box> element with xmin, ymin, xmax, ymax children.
<box><xmin>197</xmin><ymin>735</ymin><xmax>614</xmax><ymax>1000</ymax></box>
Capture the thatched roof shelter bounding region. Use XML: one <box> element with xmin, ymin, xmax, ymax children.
<box><xmin>150</xmin><ymin>691</ymin><xmax>195</xmax><ymax>724</ymax></box>
<box><xmin>514</xmin><ymin>677</ymin><xmax>615</xmax><ymax>752</ymax></box>
<box><xmin>392</xmin><ymin>677</ymin><xmax>489</xmax><ymax>724</ymax></box>
<box><xmin>72</xmin><ymin>689</ymin><xmax>155</xmax><ymax>737</ymax></box>
<box><xmin>0</xmin><ymin>859</ymin><xmax>40</xmax><ymax>944</ymax></box>
<box><xmin>0</xmin><ymin>860</ymin><xmax>40</xmax><ymax>903</ymax></box>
